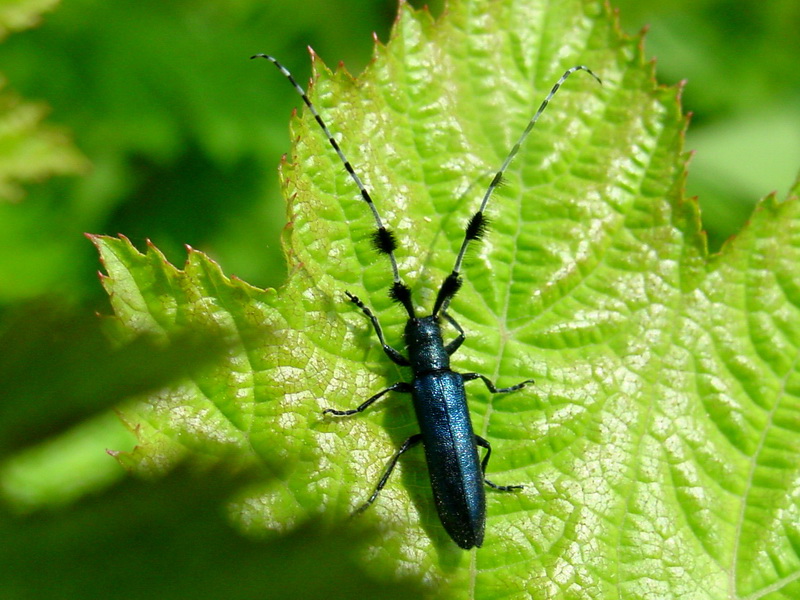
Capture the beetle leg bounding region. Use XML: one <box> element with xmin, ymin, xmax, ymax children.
<box><xmin>322</xmin><ymin>381</ymin><xmax>411</xmax><ymax>417</ymax></box>
<box><xmin>462</xmin><ymin>372</ymin><xmax>533</xmax><ymax>394</ymax></box>
<box><xmin>475</xmin><ymin>435</ymin><xmax>524</xmax><ymax>491</ymax></box>
<box><xmin>354</xmin><ymin>433</ymin><xmax>423</xmax><ymax>514</ymax></box>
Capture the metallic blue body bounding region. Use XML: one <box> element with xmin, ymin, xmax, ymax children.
<box><xmin>321</xmin><ymin>307</ymin><xmax>529</xmax><ymax>550</ymax></box>
<box><xmin>406</xmin><ymin>317</ymin><xmax>486</xmax><ymax>549</ymax></box>
<box><xmin>411</xmin><ymin>370</ymin><xmax>485</xmax><ymax>548</ymax></box>
<box><xmin>261</xmin><ymin>52</ymin><xmax>595</xmax><ymax>551</ymax></box>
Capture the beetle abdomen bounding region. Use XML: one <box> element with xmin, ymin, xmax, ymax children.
<box><xmin>412</xmin><ymin>371</ymin><xmax>485</xmax><ymax>549</ymax></box>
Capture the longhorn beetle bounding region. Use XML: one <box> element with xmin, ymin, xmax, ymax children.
<box><xmin>253</xmin><ymin>53</ymin><xmax>601</xmax><ymax>549</ymax></box>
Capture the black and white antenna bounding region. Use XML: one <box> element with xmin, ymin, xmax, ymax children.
<box><xmin>431</xmin><ymin>65</ymin><xmax>602</xmax><ymax>317</ymax></box>
<box><xmin>254</xmin><ymin>54</ymin><xmax>601</xmax><ymax>320</ymax></box>
<box><xmin>252</xmin><ymin>53</ymin><xmax>416</xmax><ymax>318</ymax></box>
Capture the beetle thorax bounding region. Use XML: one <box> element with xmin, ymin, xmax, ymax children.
<box><xmin>404</xmin><ymin>315</ymin><xmax>450</xmax><ymax>374</ymax></box>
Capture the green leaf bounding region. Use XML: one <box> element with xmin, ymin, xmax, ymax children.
<box><xmin>0</xmin><ymin>0</ymin><xmax>60</xmax><ymax>41</ymax></box>
<box><xmin>92</xmin><ymin>0</ymin><xmax>800</xmax><ymax>597</ymax></box>
<box><xmin>0</xmin><ymin>76</ymin><xmax>87</xmax><ymax>203</ymax></box>
<box><xmin>0</xmin><ymin>465</ymin><xmax>429</xmax><ymax>599</ymax></box>
<box><xmin>0</xmin><ymin>300</ymin><xmax>229</xmax><ymax>510</ymax></box>
<box><xmin>0</xmin><ymin>0</ymin><xmax>86</xmax><ymax>204</ymax></box>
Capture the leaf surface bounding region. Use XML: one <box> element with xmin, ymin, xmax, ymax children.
<box><xmin>93</xmin><ymin>0</ymin><xmax>800</xmax><ymax>597</ymax></box>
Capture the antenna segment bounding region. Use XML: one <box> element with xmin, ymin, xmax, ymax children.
<box><xmin>432</xmin><ymin>65</ymin><xmax>602</xmax><ymax>316</ymax></box>
<box><xmin>252</xmin><ymin>53</ymin><xmax>415</xmax><ymax>317</ymax></box>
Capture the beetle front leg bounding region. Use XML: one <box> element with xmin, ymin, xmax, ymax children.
<box><xmin>442</xmin><ymin>311</ymin><xmax>466</xmax><ymax>355</ymax></box>
<box><xmin>346</xmin><ymin>291</ymin><xmax>409</xmax><ymax>366</ymax></box>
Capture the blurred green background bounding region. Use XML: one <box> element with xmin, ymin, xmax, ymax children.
<box><xmin>0</xmin><ymin>0</ymin><xmax>798</xmax><ymax>597</ymax></box>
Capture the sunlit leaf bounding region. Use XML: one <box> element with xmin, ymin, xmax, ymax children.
<box><xmin>93</xmin><ymin>0</ymin><xmax>800</xmax><ymax>596</ymax></box>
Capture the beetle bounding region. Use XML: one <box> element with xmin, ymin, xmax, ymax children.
<box><xmin>254</xmin><ymin>53</ymin><xmax>601</xmax><ymax>548</ymax></box>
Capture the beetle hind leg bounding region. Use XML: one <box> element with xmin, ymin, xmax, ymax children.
<box><xmin>475</xmin><ymin>435</ymin><xmax>524</xmax><ymax>491</ymax></box>
<box><xmin>353</xmin><ymin>433</ymin><xmax>423</xmax><ymax>515</ymax></box>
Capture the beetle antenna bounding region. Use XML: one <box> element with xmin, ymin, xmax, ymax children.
<box><xmin>432</xmin><ymin>65</ymin><xmax>602</xmax><ymax>316</ymax></box>
<box><xmin>253</xmin><ymin>53</ymin><xmax>415</xmax><ymax>317</ymax></box>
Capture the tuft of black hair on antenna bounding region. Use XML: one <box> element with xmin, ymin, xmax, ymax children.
<box><xmin>389</xmin><ymin>281</ymin><xmax>414</xmax><ymax>317</ymax></box>
<box><xmin>433</xmin><ymin>273</ymin><xmax>463</xmax><ymax>316</ymax></box>
<box><xmin>464</xmin><ymin>212</ymin><xmax>490</xmax><ymax>242</ymax></box>
<box><xmin>372</xmin><ymin>227</ymin><xmax>398</xmax><ymax>256</ymax></box>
